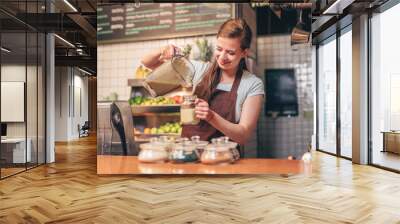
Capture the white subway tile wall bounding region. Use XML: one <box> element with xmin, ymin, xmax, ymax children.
<box><xmin>256</xmin><ymin>35</ymin><xmax>313</xmax><ymax>158</ymax></box>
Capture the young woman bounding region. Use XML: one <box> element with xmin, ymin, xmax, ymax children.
<box><xmin>141</xmin><ymin>19</ymin><xmax>264</xmax><ymax>146</ymax></box>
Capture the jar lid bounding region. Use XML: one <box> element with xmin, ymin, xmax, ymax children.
<box><xmin>219</xmin><ymin>136</ymin><xmax>229</xmax><ymax>143</ymax></box>
<box><xmin>173</xmin><ymin>142</ymin><xmax>197</xmax><ymax>152</ymax></box>
<box><xmin>175</xmin><ymin>137</ymin><xmax>190</xmax><ymax>143</ymax></box>
<box><xmin>210</xmin><ymin>138</ymin><xmax>218</xmax><ymax>144</ymax></box>
<box><xmin>204</xmin><ymin>143</ymin><xmax>230</xmax><ymax>152</ymax></box>
<box><xmin>159</xmin><ymin>136</ymin><xmax>171</xmax><ymax>142</ymax></box>
<box><xmin>217</xmin><ymin>136</ymin><xmax>238</xmax><ymax>149</ymax></box>
<box><xmin>158</xmin><ymin>136</ymin><xmax>175</xmax><ymax>144</ymax></box>
<box><xmin>140</xmin><ymin>142</ymin><xmax>166</xmax><ymax>151</ymax></box>
<box><xmin>193</xmin><ymin>141</ymin><xmax>208</xmax><ymax>148</ymax></box>
<box><xmin>191</xmin><ymin>136</ymin><xmax>208</xmax><ymax>147</ymax></box>
<box><xmin>191</xmin><ymin>136</ymin><xmax>200</xmax><ymax>141</ymax></box>
<box><xmin>182</xmin><ymin>95</ymin><xmax>197</xmax><ymax>104</ymax></box>
<box><xmin>146</xmin><ymin>136</ymin><xmax>173</xmax><ymax>148</ymax></box>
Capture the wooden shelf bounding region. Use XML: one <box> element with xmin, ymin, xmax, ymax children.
<box><xmin>132</xmin><ymin>112</ymin><xmax>180</xmax><ymax>117</ymax></box>
<box><xmin>131</xmin><ymin>105</ymin><xmax>180</xmax><ymax>114</ymax></box>
<box><xmin>134</xmin><ymin>133</ymin><xmax>180</xmax><ymax>137</ymax></box>
<box><xmin>134</xmin><ymin>133</ymin><xmax>180</xmax><ymax>143</ymax></box>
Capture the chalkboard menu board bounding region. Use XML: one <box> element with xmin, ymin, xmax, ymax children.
<box><xmin>97</xmin><ymin>3</ymin><xmax>235</xmax><ymax>43</ymax></box>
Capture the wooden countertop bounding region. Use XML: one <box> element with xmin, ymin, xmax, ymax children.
<box><xmin>97</xmin><ymin>155</ymin><xmax>312</xmax><ymax>175</ymax></box>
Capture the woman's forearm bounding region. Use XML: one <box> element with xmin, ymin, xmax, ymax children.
<box><xmin>208</xmin><ymin>111</ymin><xmax>252</xmax><ymax>145</ymax></box>
<box><xmin>140</xmin><ymin>47</ymin><xmax>163</xmax><ymax>70</ymax></box>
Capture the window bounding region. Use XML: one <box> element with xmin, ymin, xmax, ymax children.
<box><xmin>370</xmin><ymin>3</ymin><xmax>400</xmax><ymax>171</ymax></box>
<box><xmin>339</xmin><ymin>28</ymin><xmax>352</xmax><ymax>158</ymax></box>
<box><xmin>0</xmin><ymin>1</ymin><xmax>46</xmax><ymax>179</ymax></box>
<box><xmin>317</xmin><ymin>36</ymin><xmax>337</xmax><ymax>154</ymax></box>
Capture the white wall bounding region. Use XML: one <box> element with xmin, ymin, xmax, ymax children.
<box><xmin>1</xmin><ymin>65</ymin><xmax>33</xmax><ymax>137</ymax></box>
<box><xmin>55</xmin><ymin>67</ymin><xmax>68</xmax><ymax>141</ymax></box>
<box><xmin>1</xmin><ymin>64</ymin><xmax>46</xmax><ymax>163</ymax></box>
<box><xmin>1</xmin><ymin>65</ymin><xmax>26</xmax><ymax>136</ymax></box>
<box><xmin>72</xmin><ymin>73</ymin><xmax>89</xmax><ymax>138</ymax></box>
<box><xmin>55</xmin><ymin>67</ymin><xmax>89</xmax><ymax>141</ymax></box>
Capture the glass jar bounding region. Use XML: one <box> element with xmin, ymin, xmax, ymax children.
<box><xmin>218</xmin><ymin>136</ymin><xmax>240</xmax><ymax>161</ymax></box>
<box><xmin>158</xmin><ymin>135</ymin><xmax>175</xmax><ymax>152</ymax></box>
<box><xmin>200</xmin><ymin>139</ymin><xmax>235</xmax><ymax>165</ymax></box>
<box><xmin>180</xmin><ymin>95</ymin><xmax>199</xmax><ymax>125</ymax></box>
<box><xmin>169</xmin><ymin>141</ymin><xmax>200</xmax><ymax>163</ymax></box>
<box><xmin>138</xmin><ymin>138</ymin><xmax>169</xmax><ymax>163</ymax></box>
<box><xmin>191</xmin><ymin>135</ymin><xmax>208</xmax><ymax>155</ymax></box>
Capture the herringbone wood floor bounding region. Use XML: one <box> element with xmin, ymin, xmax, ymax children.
<box><xmin>1</xmin><ymin>135</ymin><xmax>400</xmax><ymax>224</ymax></box>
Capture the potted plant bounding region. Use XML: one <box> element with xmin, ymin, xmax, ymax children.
<box><xmin>194</xmin><ymin>38</ymin><xmax>213</xmax><ymax>62</ymax></box>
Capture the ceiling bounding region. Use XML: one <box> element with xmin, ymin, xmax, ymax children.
<box><xmin>311</xmin><ymin>0</ymin><xmax>391</xmax><ymax>44</ymax></box>
<box><xmin>0</xmin><ymin>0</ymin><xmax>97</xmax><ymax>75</ymax></box>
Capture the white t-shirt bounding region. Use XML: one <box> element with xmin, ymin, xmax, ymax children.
<box><xmin>191</xmin><ymin>60</ymin><xmax>265</xmax><ymax>122</ymax></box>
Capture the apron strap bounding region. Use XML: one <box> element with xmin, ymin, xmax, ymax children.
<box><xmin>229</xmin><ymin>69</ymin><xmax>243</xmax><ymax>97</ymax></box>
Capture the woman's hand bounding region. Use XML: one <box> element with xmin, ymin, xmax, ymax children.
<box><xmin>158</xmin><ymin>44</ymin><xmax>180</xmax><ymax>62</ymax></box>
<box><xmin>141</xmin><ymin>44</ymin><xmax>181</xmax><ymax>70</ymax></box>
<box><xmin>195</xmin><ymin>98</ymin><xmax>214</xmax><ymax>122</ymax></box>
